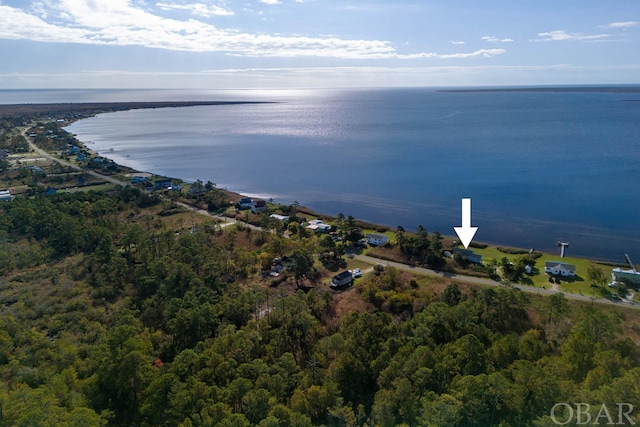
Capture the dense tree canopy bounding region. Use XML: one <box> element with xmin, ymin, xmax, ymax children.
<box><xmin>0</xmin><ymin>189</ymin><xmax>638</xmax><ymax>426</ymax></box>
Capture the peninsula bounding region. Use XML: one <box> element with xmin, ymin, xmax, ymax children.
<box><xmin>0</xmin><ymin>100</ymin><xmax>274</xmax><ymax>119</ymax></box>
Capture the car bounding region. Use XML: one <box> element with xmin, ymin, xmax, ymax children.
<box><xmin>607</xmin><ymin>282</ymin><xmax>618</xmax><ymax>288</ymax></box>
<box><xmin>352</xmin><ymin>268</ymin><xmax>362</xmax><ymax>278</ymax></box>
<box><xmin>611</xmin><ymin>292</ymin><xmax>620</xmax><ymax>300</ymax></box>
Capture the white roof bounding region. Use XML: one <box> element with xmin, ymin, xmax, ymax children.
<box><xmin>307</xmin><ymin>223</ymin><xmax>331</xmax><ymax>230</ymax></box>
<box><xmin>367</xmin><ymin>233</ymin><xmax>388</xmax><ymax>239</ymax></box>
<box><xmin>270</xmin><ymin>214</ymin><xmax>289</xmax><ymax>221</ymax></box>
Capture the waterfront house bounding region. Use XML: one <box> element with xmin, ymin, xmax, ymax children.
<box><xmin>131</xmin><ymin>176</ymin><xmax>148</xmax><ymax>184</ymax></box>
<box><xmin>366</xmin><ymin>233</ymin><xmax>389</xmax><ymax>246</ymax></box>
<box><xmin>154</xmin><ymin>179</ymin><xmax>172</xmax><ymax>190</ymax></box>
<box><xmin>454</xmin><ymin>248</ymin><xmax>483</xmax><ymax>264</ymax></box>
<box><xmin>307</xmin><ymin>219</ymin><xmax>331</xmax><ymax>233</ymax></box>
<box><xmin>612</xmin><ymin>268</ymin><xmax>640</xmax><ymax>286</ymax></box>
<box><xmin>544</xmin><ymin>261</ymin><xmax>576</xmax><ymax>277</ymax></box>
<box><xmin>238</xmin><ymin>197</ymin><xmax>253</xmax><ymax>209</ymax></box>
<box><xmin>252</xmin><ymin>200</ymin><xmax>267</xmax><ymax>213</ymax></box>
<box><xmin>270</xmin><ymin>214</ymin><xmax>289</xmax><ymax>222</ymax></box>
<box><xmin>330</xmin><ymin>271</ymin><xmax>353</xmax><ymax>289</ymax></box>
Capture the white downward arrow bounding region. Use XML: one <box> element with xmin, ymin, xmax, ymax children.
<box><xmin>454</xmin><ymin>198</ymin><xmax>478</xmax><ymax>249</ymax></box>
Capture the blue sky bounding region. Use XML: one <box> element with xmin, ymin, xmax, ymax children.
<box><xmin>0</xmin><ymin>0</ymin><xmax>638</xmax><ymax>88</ymax></box>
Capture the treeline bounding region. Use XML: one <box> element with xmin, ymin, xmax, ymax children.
<box><xmin>0</xmin><ymin>190</ymin><xmax>638</xmax><ymax>426</ymax></box>
<box><xmin>395</xmin><ymin>225</ymin><xmax>446</xmax><ymax>269</ymax></box>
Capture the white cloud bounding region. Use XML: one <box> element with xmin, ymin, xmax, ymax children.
<box><xmin>534</xmin><ymin>30</ymin><xmax>612</xmax><ymax>42</ymax></box>
<box><xmin>0</xmin><ymin>5</ymin><xmax>94</xmax><ymax>45</ymax></box>
<box><xmin>396</xmin><ymin>48</ymin><xmax>505</xmax><ymax>59</ymax></box>
<box><xmin>602</xmin><ymin>21</ymin><xmax>638</xmax><ymax>29</ymax></box>
<box><xmin>481</xmin><ymin>36</ymin><xmax>513</xmax><ymax>43</ymax></box>
<box><xmin>0</xmin><ymin>2</ymin><xmax>506</xmax><ymax>60</ymax></box>
<box><xmin>156</xmin><ymin>2</ymin><xmax>234</xmax><ymax>17</ymax></box>
<box><xmin>451</xmin><ymin>40</ymin><xmax>465</xmax><ymax>45</ymax></box>
<box><xmin>258</xmin><ymin>0</ymin><xmax>281</xmax><ymax>4</ymax></box>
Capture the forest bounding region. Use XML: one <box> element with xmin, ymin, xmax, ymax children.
<box><xmin>0</xmin><ymin>185</ymin><xmax>639</xmax><ymax>426</ymax></box>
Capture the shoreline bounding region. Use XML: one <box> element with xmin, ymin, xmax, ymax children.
<box><xmin>0</xmin><ymin>100</ymin><xmax>276</xmax><ymax>119</ymax></box>
<box><xmin>9</xmin><ymin>100</ymin><xmax>634</xmax><ymax>264</ymax></box>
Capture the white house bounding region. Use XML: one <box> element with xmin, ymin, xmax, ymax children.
<box><xmin>366</xmin><ymin>233</ymin><xmax>389</xmax><ymax>246</ymax></box>
<box><xmin>544</xmin><ymin>261</ymin><xmax>576</xmax><ymax>277</ymax></box>
<box><xmin>307</xmin><ymin>220</ymin><xmax>331</xmax><ymax>233</ymax></box>
<box><xmin>270</xmin><ymin>214</ymin><xmax>289</xmax><ymax>222</ymax></box>
<box><xmin>0</xmin><ymin>190</ymin><xmax>12</xmax><ymax>202</ymax></box>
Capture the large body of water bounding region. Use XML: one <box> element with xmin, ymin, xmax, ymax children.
<box><xmin>4</xmin><ymin>88</ymin><xmax>639</xmax><ymax>261</ymax></box>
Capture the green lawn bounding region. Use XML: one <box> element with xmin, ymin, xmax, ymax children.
<box><xmin>470</xmin><ymin>244</ymin><xmax>615</xmax><ymax>297</ymax></box>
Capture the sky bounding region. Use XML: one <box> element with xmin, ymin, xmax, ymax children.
<box><xmin>0</xmin><ymin>0</ymin><xmax>638</xmax><ymax>88</ymax></box>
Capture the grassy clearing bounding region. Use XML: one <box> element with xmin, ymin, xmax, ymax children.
<box><xmin>362</xmin><ymin>228</ymin><xmax>396</xmax><ymax>242</ymax></box>
<box><xmin>67</xmin><ymin>183</ymin><xmax>118</xmax><ymax>193</ymax></box>
<box><xmin>470</xmin><ymin>243</ymin><xmax>617</xmax><ymax>296</ymax></box>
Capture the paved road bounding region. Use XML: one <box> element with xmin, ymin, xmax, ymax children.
<box><xmin>354</xmin><ymin>254</ymin><xmax>640</xmax><ymax>310</ymax></box>
<box><xmin>19</xmin><ymin>126</ymin><xmax>639</xmax><ymax>311</ymax></box>
<box><xmin>20</xmin><ymin>126</ymin><xmax>128</xmax><ymax>186</ymax></box>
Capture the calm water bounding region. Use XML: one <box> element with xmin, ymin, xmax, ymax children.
<box><xmin>11</xmin><ymin>88</ymin><xmax>640</xmax><ymax>261</ymax></box>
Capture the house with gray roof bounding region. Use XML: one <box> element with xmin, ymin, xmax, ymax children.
<box><xmin>454</xmin><ymin>248</ymin><xmax>483</xmax><ymax>264</ymax></box>
<box><xmin>544</xmin><ymin>261</ymin><xmax>576</xmax><ymax>277</ymax></box>
<box><xmin>330</xmin><ymin>270</ymin><xmax>353</xmax><ymax>289</ymax></box>
<box><xmin>366</xmin><ymin>233</ymin><xmax>389</xmax><ymax>246</ymax></box>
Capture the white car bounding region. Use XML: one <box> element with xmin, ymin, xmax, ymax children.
<box><xmin>351</xmin><ymin>268</ymin><xmax>362</xmax><ymax>278</ymax></box>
